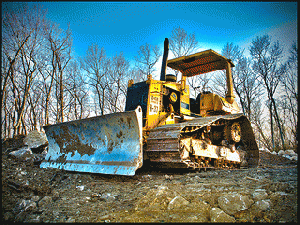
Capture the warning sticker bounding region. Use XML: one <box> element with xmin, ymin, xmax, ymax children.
<box><xmin>149</xmin><ymin>95</ymin><xmax>160</xmax><ymax>115</ymax></box>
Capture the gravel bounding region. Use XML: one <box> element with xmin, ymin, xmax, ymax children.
<box><xmin>2</xmin><ymin>142</ymin><xmax>297</xmax><ymax>223</ymax></box>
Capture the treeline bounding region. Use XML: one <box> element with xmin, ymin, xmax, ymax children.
<box><xmin>1</xmin><ymin>4</ymin><xmax>297</xmax><ymax>151</ymax></box>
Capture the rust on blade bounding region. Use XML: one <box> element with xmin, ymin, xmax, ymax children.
<box><xmin>40</xmin><ymin>106</ymin><xmax>143</xmax><ymax>176</ymax></box>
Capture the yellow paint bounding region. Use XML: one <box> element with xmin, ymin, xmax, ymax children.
<box><xmin>180</xmin><ymin>84</ymin><xmax>190</xmax><ymax>116</ymax></box>
<box><xmin>199</xmin><ymin>93</ymin><xmax>240</xmax><ymax>116</ymax></box>
<box><xmin>144</xmin><ymin>78</ymin><xmax>192</xmax><ymax>129</ymax></box>
<box><xmin>146</xmin><ymin>80</ymin><xmax>163</xmax><ymax>129</ymax></box>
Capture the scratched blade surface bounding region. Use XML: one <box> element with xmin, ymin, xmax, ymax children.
<box><xmin>40</xmin><ymin>107</ymin><xmax>143</xmax><ymax>176</ymax></box>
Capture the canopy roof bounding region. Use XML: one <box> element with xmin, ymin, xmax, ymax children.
<box><xmin>167</xmin><ymin>49</ymin><xmax>235</xmax><ymax>77</ymax></box>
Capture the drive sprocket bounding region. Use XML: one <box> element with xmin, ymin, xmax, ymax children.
<box><xmin>225</xmin><ymin>122</ymin><xmax>241</xmax><ymax>143</ymax></box>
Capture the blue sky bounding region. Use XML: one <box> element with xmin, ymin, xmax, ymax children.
<box><xmin>3</xmin><ymin>2</ymin><xmax>298</xmax><ymax>62</ymax></box>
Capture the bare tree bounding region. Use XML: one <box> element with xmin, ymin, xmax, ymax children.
<box><xmin>235</xmin><ymin>56</ymin><xmax>262</xmax><ymax>122</ymax></box>
<box><xmin>210</xmin><ymin>43</ymin><xmax>250</xmax><ymax>108</ymax></box>
<box><xmin>279</xmin><ymin>42</ymin><xmax>298</xmax><ymax>149</ymax></box>
<box><xmin>107</xmin><ymin>52</ymin><xmax>130</xmax><ymax>113</ymax></box>
<box><xmin>217</xmin><ymin>43</ymin><xmax>244</xmax><ymax>98</ymax></box>
<box><xmin>134</xmin><ymin>43</ymin><xmax>161</xmax><ymax>80</ymax></box>
<box><xmin>127</xmin><ymin>67</ymin><xmax>144</xmax><ymax>83</ymax></box>
<box><xmin>169</xmin><ymin>26</ymin><xmax>198</xmax><ymax>58</ymax></box>
<box><xmin>1</xmin><ymin>3</ymin><xmax>77</xmax><ymax>139</ymax></box>
<box><xmin>250</xmin><ymin>35</ymin><xmax>286</xmax><ymax>150</ymax></box>
<box><xmin>27</xmin><ymin>82</ymin><xmax>43</xmax><ymax>131</ymax></box>
<box><xmin>251</xmin><ymin>100</ymin><xmax>272</xmax><ymax>150</ymax></box>
<box><xmin>37</xmin><ymin>42</ymin><xmax>56</xmax><ymax>125</ymax></box>
<box><xmin>169</xmin><ymin>26</ymin><xmax>199</xmax><ymax>81</ymax></box>
<box><xmin>47</xmin><ymin>24</ymin><xmax>72</xmax><ymax>123</ymax></box>
<box><xmin>81</xmin><ymin>44</ymin><xmax>109</xmax><ymax>116</ymax></box>
<box><xmin>1</xmin><ymin>4</ymin><xmax>46</xmax><ymax>136</ymax></box>
<box><xmin>65</xmin><ymin>61</ymin><xmax>89</xmax><ymax>120</ymax></box>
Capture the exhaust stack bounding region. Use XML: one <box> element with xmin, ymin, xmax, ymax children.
<box><xmin>160</xmin><ymin>38</ymin><xmax>169</xmax><ymax>81</ymax></box>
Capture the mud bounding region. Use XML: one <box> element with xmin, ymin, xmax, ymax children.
<box><xmin>50</xmin><ymin>125</ymin><xmax>97</xmax><ymax>157</ymax></box>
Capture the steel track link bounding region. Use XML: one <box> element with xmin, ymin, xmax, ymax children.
<box><xmin>144</xmin><ymin>113</ymin><xmax>259</xmax><ymax>170</ymax></box>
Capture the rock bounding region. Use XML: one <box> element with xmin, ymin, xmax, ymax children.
<box><xmin>282</xmin><ymin>154</ymin><xmax>292</xmax><ymax>160</ymax></box>
<box><xmin>23</xmin><ymin>199</ymin><xmax>37</xmax><ymax>212</ymax></box>
<box><xmin>238</xmin><ymin>148</ymin><xmax>248</xmax><ymax>167</ymax></box>
<box><xmin>27</xmin><ymin>215</ymin><xmax>41</xmax><ymax>223</ymax></box>
<box><xmin>76</xmin><ymin>185</ymin><xmax>85</xmax><ymax>191</ymax></box>
<box><xmin>66</xmin><ymin>216</ymin><xmax>75</xmax><ymax>223</ymax></box>
<box><xmin>218</xmin><ymin>192</ymin><xmax>254</xmax><ymax>215</ymax></box>
<box><xmin>282</xmin><ymin>150</ymin><xmax>298</xmax><ymax>160</ymax></box>
<box><xmin>252</xmin><ymin>189</ymin><xmax>268</xmax><ymax>201</ymax></box>
<box><xmin>165</xmin><ymin>174</ymin><xmax>173</xmax><ymax>180</ymax></box>
<box><xmin>100</xmin><ymin>193</ymin><xmax>116</xmax><ymax>203</ymax></box>
<box><xmin>38</xmin><ymin>196</ymin><xmax>52</xmax><ymax>211</ymax></box>
<box><xmin>290</xmin><ymin>155</ymin><xmax>298</xmax><ymax>161</ymax></box>
<box><xmin>271</xmin><ymin>151</ymin><xmax>277</xmax><ymax>155</ymax></box>
<box><xmin>269</xmin><ymin>182</ymin><xmax>291</xmax><ymax>193</ymax></box>
<box><xmin>234</xmin><ymin>210</ymin><xmax>256</xmax><ymax>222</ymax></box>
<box><xmin>141</xmin><ymin>174</ymin><xmax>152</xmax><ymax>180</ymax></box>
<box><xmin>249</xmin><ymin>199</ymin><xmax>271</xmax><ymax>219</ymax></box>
<box><xmin>2</xmin><ymin>134</ymin><xmax>26</xmax><ymax>153</ymax></box>
<box><xmin>253</xmin><ymin>199</ymin><xmax>270</xmax><ymax>211</ymax></box>
<box><xmin>98</xmin><ymin>214</ymin><xmax>111</xmax><ymax>221</ymax></box>
<box><xmin>278</xmin><ymin>150</ymin><xmax>285</xmax><ymax>156</ymax></box>
<box><xmin>268</xmin><ymin>190</ymin><xmax>297</xmax><ymax>222</ymax></box>
<box><xmin>90</xmin><ymin>193</ymin><xmax>101</xmax><ymax>202</ymax></box>
<box><xmin>9</xmin><ymin>147</ymin><xmax>33</xmax><ymax>161</ymax></box>
<box><xmin>167</xmin><ymin>195</ymin><xmax>189</xmax><ymax>210</ymax></box>
<box><xmin>190</xmin><ymin>199</ymin><xmax>211</xmax><ymax>222</ymax></box>
<box><xmin>8</xmin><ymin>143</ymin><xmax>47</xmax><ymax>164</ymax></box>
<box><xmin>15</xmin><ymin>210</ymin><xmax>27</xmax><ymax>222</ymax></box>
<box><xmin>210</xmin><ymin>207</ymin><xmax>236</xmax><ymax>222</ymax></box>
<box><xmin>52</xmin><ymin>190</ymin><xmax>60</xmax><ymax>201</ymax></box>
<box><xmin>272</xmin><ymin>191</ymin><xmax>289</xmax><ymax>197</ymax></box>
<box><xmin>285</xmin><ymin>150</ymin><xmax>296</xmax><ymax>155</ymax></box>
<box><xmin>135</xmin><ymin>185</ymin><xmax>177</xmax><ymax>211</ymax></box>
<box><xmin>33</xmin><ymin>150</ymin><xmax>48</xmax><ymax>164</ymax></box>
<box><xmin>23</xmin><ymin>130</ymin><xmax>48</xmax><ymax>152</ymax></box>
<box><xmin>31</xmin><ymin>195</ymin><xmax>41</xmax><ymax>202</ymax></box>
<box><xmin>15</xmin><ymin>199</ymin><xmax>37</xmax><ymax>212</ymax></box>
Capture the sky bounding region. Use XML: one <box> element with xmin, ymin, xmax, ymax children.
<box><xmin>2</xmin><ymin>2</ymin><xmax>298</xmax><ymax>69</ymax></box>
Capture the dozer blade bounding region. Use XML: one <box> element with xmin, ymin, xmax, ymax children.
<box><xmin>40</xmin><ymin>106</ymin><xmax>143</xmax><ymax>176</ymax></box>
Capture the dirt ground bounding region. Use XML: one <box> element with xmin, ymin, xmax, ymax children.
<box><xmin>2</xmin><ymin>140</ymin><xmax>298</xmax><ymax>223</ymax></box>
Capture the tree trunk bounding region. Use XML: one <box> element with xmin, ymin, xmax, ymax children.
<box><xmin>270</xmin><ymin>103</ymin><xmax>275</xmax><ymax>150</ymax></box>
<box><xmin>271</xmin><ymin>97</ymin><xmax>285</xmax><ymax>150</ymax></box>
<box><xmin>59</xmin><ymin>71</ymin><xmax>64</xmax><ymax>122</ymax></box>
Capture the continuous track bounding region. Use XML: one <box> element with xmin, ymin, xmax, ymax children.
<box><xmin>144</xmin><ymin>113</ymin><xmax>259</xmax><ymax>170</ymax></box>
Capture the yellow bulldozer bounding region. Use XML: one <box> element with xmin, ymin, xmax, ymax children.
<box><xmin>40</xmin><ymin>38</ymin><xmax>259</xmax><ymax>175</ymax></box>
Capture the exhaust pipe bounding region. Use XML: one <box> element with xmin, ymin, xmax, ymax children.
<box><xmin>160</xmin><ymin>38</ymin><xmax>169</xmax><ymax>81</ymax></box>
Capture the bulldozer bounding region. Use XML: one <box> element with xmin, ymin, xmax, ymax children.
<box><xmin>40</xmin><ymin>38</ymin><xmax>259</xmax><ymax>176</ymax></box>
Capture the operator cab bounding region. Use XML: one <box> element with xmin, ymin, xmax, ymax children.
<box><xmin>167</xmin><ymin>49</ymin><xmax>240</xmax><ymax>116</ymax></box>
